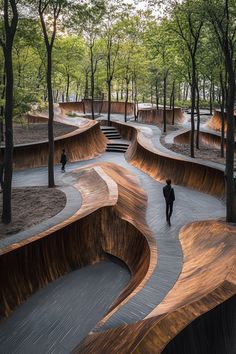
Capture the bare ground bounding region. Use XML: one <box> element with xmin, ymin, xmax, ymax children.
<box><xmin>1</xmin><ymin>122</ymin><xmax>77</xmax><ymax>146</ymax></box>
<box><xmin>162</xmin><ymin>141</ymin><xmax>226</xmax><ymax>165</ymax></box>
<box><xmin>0</xmin><ymin>187</ymin><xmax>66</xmax><ymax>239</ymax></box>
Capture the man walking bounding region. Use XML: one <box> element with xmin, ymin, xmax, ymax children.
<box><xmin>163</xmin><ymin>179</ymin><xmax>175</xmax><ymax>226</ymax></box>
<box><xmin>60</xmin><ymin>149</ymin><xmax>67</xmax><ymax>172</ymax></box>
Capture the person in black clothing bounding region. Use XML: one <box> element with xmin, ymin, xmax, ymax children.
<box><xmin>60</xmin><ymin>149</ymin><xmax>67</xmax><ymax>172</ymax></box>
<box><xmin>163</xmin><ymin>179</ymin><xmax>175</xmax><ymax>226</ymax></box>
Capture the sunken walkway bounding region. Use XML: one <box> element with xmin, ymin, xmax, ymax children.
<box><xmin>0</xmin><ymin>116</ymin><xmax>234</xmax><ymax>353</ymax></box>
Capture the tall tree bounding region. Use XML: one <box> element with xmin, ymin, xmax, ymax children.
<box><xmin>38</xmin><ymin>0</ymin><xmax>63</xmax><ymax>188</ymax></box>
<box><xmin>203</xmin><ymin>0</ymin><xmax>236</xmax><ymax>222</ymax></box>
<box><xmin>171</xmin><ymin>0</ymin><xmax>203</xmax><ymax>157</ymax></box>
<box><xmin>0</xmin><ymin>0</ymin><xmax>18</xmax><ymax>224</ymax></box>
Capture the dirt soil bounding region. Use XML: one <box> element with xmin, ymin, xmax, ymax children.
<box><xmin>162</xmin><ymin>141</ymin><xmax>226</xmax><ymax>165</ymax></box>
<box><xmin>0</xmin><ymin>187</ymin><xmax>66</xmax><ymax>239</ymax></box>
<box><xmin>1</xmin><ymin>122</ymin><xmax>78</xmax><ymax>146</ymax></box>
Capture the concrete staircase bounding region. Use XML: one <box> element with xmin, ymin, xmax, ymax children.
<box><xmin>101</xmin><ymin>126</ymin><xmax>122</xmax><ymax>140</ymax></box>
<box><xmin>101</xmin><ymin>126</ymin><xmax>129</xmax><ymax>153</ymax></box>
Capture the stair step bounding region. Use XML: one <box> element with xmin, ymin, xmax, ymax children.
<box><xmin>107</xmin><ymin>144</ymin><xmax>129</xmax><ymax>148</ymax></box>
<box><xmin>106</xmin><ymin>148</ymin><xmax>127</xmax><ymax>153</ymax></box>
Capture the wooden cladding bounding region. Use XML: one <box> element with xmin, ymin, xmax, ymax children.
<box><xmin>0</xmin><ymin>164</ymin><xmax>153</xmax><ymax>321</ymax></box>
<box><xmin>137</xmin><ymin>108</ymin><xmax>184</xmax><ymax>125</ymax></box>
<box><xmin>76</xmin><ymin>222</ymin><xmax>236</xmax><ymax>354</ymax></box>
<box><xmin>0</xmin><ymin>121</ymin><xmax>107</xmax><ymax>169</ymax></box>
<box><xmin>208</xmin><ymin>110</ymin><xmax>236</xmax><ymax>133</ymax></box>
<box><xmin>174</xmin><ymin>129</ymin><xmax>236</xmax><ymax>152</ymax></box>
<box><xmin>59</xmin><ymin>101</ymin><xmax>135</xmax><ymax>115</ymax></box>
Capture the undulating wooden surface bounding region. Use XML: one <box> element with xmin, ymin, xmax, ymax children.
<box><xmin>59</xmin><ymin>100</ymin><xmax>135</xmax><ymax>115</ymax></box>
<box><xmin>1</xmin><ymin>113</ymin><xmax>234</xmax><ymax>353</ymax></box>
<box><xmin>173</xmin><ymin>129</ymin><xmax>236</xmax><ymax>151</ymax></box>
<box><xmin>0</xmin><ymin>163</ymin><xmax>154</xmax><ymax>322</ymax></box>
<box><xmin>100</xmin><ymin>120</ymin><xmax>225</xmax><ymax>198</ymax></box>
<box><xmin>127</xmin><ymin>126</ymin><xmax>225</xmax><ymax>198</ymax></box>
<box><xmin>0</xmin><ymin>119</ymin><xmax>107</xmax><ymax>169</ymax></box>
<box><xmin>137</xmin><ymin>107</ymin><xmax>184</xmax><ymax>125</ymax></box>
<box><xmin>208</xmin><ymin>110</ymin><xmax>236</xmax><ymax>133</ymax></box>
<box><xmin>76</xmin><ymin>221</ymin><xmax>236</xmax><ymax>354</ymax></box>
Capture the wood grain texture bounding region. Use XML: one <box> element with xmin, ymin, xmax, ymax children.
<box><xmin>208</xmin><ymin>110</ymin><xmax>236</xmax><ymax>133</ymax></box>
<box><xmin>0</xmin><ymin>119</ymin><xmax>107</xmax><ymax>169</ymax></box>
<box><xmin>59</xmin><ymin>101</ymin><xmax>135</xmax><ymax>115</ymax></box>
<box><xmin>100</xmin><ymin>120</ymin><xmax>225</xmax><ymax>198</ymax></box>
<box><xmin>173</xmin><ymin>129</ymin><xmax>236</xmax><ymax>151</ymax></box>
<box><xmin>0</xmin><ymin>164</ymin><xmax>155</xmax><ymax>321</ymax></box>
<box><xmin>137</xmin><ymin>108</ymin><xmax>184</xmax><ymax>125</ymax></box>
<box><xmin>126</xmin><ymin>127</ymin><xmax>225</xmax><ymax>198</ymax></box>
<box><xmin>75</xmin><ymin>221</ymin><xmax>236</xmax><ymax>354</ymax></box>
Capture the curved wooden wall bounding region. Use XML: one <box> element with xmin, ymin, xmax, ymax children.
<box><xmin>137</xmin><ymin>108</ymin><xmax>184</xmax><ymax>125</ymax></box>
<box><xmin>174</xmin><ymin>129</ymin><xmax>236</xmax><ymax>152</ymax></box>
<box><xmin>0</xmin><ymin>164</ymin><xmax>155</xmax><ymax>320</ymax></box>
<box><xmin>0</xmin><ymin>120</ymin><xmax>107</xmax><ymax>169</ymax></box>
<box><xmin>208</xmin><ymin>110</ymin><xmax>236</xmax><ymax>133</ymax></box>
<box><xmin>101</xmin><ymin>120</ymin><xmax>225</xmax><ymax>198</ymax></box>
<box><xmin>124</xmin><ymin>127</ymin><xmax>225</xmax><ymax>198</ymax></box>
<box><xmin>59</xmin><ymin>101</ymin><xmax>135</xmax><ymax>116</ymax></box>
<box><xmin>76</xmin><ymin>221</ymin><xmax>236</xmax><ymax>354</ymax></box>
<box><xmin>162</xmin><ymin>295</ymin><xmax>236</xmax><ymax>354</ymax></box>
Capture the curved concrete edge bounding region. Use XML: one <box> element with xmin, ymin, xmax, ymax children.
<box><xmin>0</xmin><ymin>185</ymin><xmax>82</xmax><ymax>251</ymax></box>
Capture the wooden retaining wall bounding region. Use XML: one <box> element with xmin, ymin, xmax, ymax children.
<box><xmin>59</xmin><ymin>101</ymin><xmax>135</xmax><ymax>116</ymax></box>
<box><xmin>174</xmin><ymin>130</ymin><xmax>236</xmax><ymax>152</ymax></box>
<box><xmin>208</xmin><ymin>110</ymin><xmax>236</xmax><ymax>133</ymax></box>
<box><xmin>0</xmin><ymin>121</ymin><xmax>107</xmax><ymax>169</ymax></box>
<box><xmin>137</xmin><ymin>107</ymin><xmax>184</xmax><ymax>125</ymax></box>
<box><xmin>0</xmin><ymin>164</ymin><xmax>154</xmax><ymax>320</ymax></box>
<box><xmin>76</xmin><ymin>221</ymin><xmax>236</xmax><ymax>354</ymax></box>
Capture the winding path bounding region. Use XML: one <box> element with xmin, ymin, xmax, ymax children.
<box><xmin>0</xmin><ymin>115</ymin><xmax>226</xmax><ymax>352</ymax></box>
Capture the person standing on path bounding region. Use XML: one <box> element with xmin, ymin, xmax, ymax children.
<box><xmin>163</xmin><ymin>179</ymin><xmax>175</xmax><ymax>226</ymax></box>
<box><xmin>60</xmin><ymin>149</ymin><xmax>67</xmax><ymax>172</ymax></box>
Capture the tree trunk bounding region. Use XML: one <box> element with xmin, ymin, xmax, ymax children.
<box><xmin>0</xmin><ymin>66</ymin><xmax>5</xmax><ymax>142</ymax></box>
<box><xmin>2</xmin><ymin>45</ymin><xmax>14</xmax><ymax>223</ymax></box>
<box><xmin>225</xmin><ymin>63</ymin><xmax>236</xmax><ymax>222</ymax></box>
<box><xmin>195</xmin><ymin>79</ymin><xmax>200</xmax><ymax>149</ymax></box>
<box><xmin>124</xmin><ymin>79</ymin><xmax>129</xmax><ymax>122</ymax></box>
<box><xmin>172</xmin><ymin>81</ymin><xmax>175</xmax><ymax>125</ymax></box>
<box><xmin>66</xmin><ymin>73</ymin><xmax>70</xmax><ymax>102</ymax></box>
<box><xmin>90</xmin><ymin>46</ymin><xmax>95</xmax><ymax>120</ymax></box>
<box><xmin>220</xmin><ymin>72</ymin><xmax>225</xmax><ymax>158</ymax></box>
<box><xmin>150</xmin><ymin>85</ymin><xmax>153</xmax><ymax>106</ymax></box>
<box><xmin>163</xmin><ymin>72</ymin><xmax>167</xmax><ymax>133</ymax></box>
<box><xmin>47</xmin><ymin>46</ymin><xmax>55</xmax><ymax>188</ymax></box>
<box><xmin>134</xmin><ymin>75</ymin><xmax>138</xmax><ymax>120</ymax></box>
<box><xmin>75</xmin><ymin>80</ymin><xmax>80</xmax><ymax>102</ymax></box>
<box><xmin>84</xmin><ymin>71</ymin><xmax>89</xmax><ymax>100</ymax></box>
<box><xmin>155</xmin><ymin>79</ymin><xmax>159</xmax><ymax>109</ymax></box>
<box><xmin>190</xmin><ymin>57</ymin><xmax>196</xmax><ymax>158</ymax></box>
<box><xmin>107</xmin><ymin>80</ymin><xmax>111</xmax><ymax>126</ymax></box>
<box><xmin>203</xmin><ymin>77</ymin><xmax>206</xmax><ymax>101</ymax></box>
<box><xmin>209</xmin><ymin>79</ymin><xmax>213</xmax><ymax>115</ymax></box>
<box><xmin>185</xmin><ymin>84</ymin><xmax>189</xmax><ymax>101</ymax></box>
<box><xmin>178</xmin><ymin>82</ymin><xmax>181</xmax><ymax>101</ymax></box>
